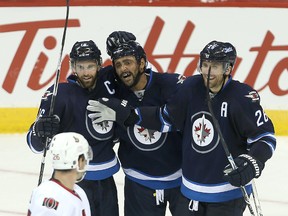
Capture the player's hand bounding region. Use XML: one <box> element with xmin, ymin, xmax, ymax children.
<box><xmin>223</xmin><ymin>154</ymin><xmax>264</xmax><ymax>187</ymax></box>
<box><xmin>106</xmin><ymin>31</ymin><xmax>136</xmax><ymax>56</ymax></box>
<box><xmin>34</xmin><ymin>115</ymin><xmax>60</xmax><ymax>140</ymax></box>
<box><xmin>87</xmin><ymin>99</ymin><xmax>117</xmax><ymax>123</ymax></box>
<box><xmin>87</xmin><ymin>98</ymin><xmax>138</xmax><ymax>128</ymax></box>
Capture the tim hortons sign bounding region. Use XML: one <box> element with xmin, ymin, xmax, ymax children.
<box><xmin>0</xmin><ymin>7</ymin><xmax>287</xmax><ymax>109</ymax></box>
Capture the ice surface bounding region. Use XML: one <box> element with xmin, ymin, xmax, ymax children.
<box><xmin>0</xmin><ymin>134</ymin><xmax>287</xmax><ymax>216</ymax></box>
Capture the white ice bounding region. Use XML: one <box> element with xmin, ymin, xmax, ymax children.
<box><xmin>0</xmin><ymin>134</ymin><xmax>287</xmax><ymax>216</ymax></box>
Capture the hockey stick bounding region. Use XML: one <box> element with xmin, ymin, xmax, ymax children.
<box><xmin>205</xmin><ymin>67</ymin><xmax>260</xmax><ymax>216</ymax></box>
<box><xmin>38</xmin><ymin>0</ymin><xmax>70</xmax><ymax>186</ymax></box>
<box><xmin>251</xmin><ymin>181</ymin><xmax>264</xmax><ymax>216</ymax></box>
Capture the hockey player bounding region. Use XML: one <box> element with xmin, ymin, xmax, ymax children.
<box><xmin>26</xmin><ymin>39</ymin><xmax>123</xmax><ymax>215</ymax></box>
<box><xmin>88</xmin><ymin>40</ymin><xmax>192</xmax><ymax>216</ymax></box>
<box><xmin>87</xmin><ymin>40</ymin><xmax>276</xmax><ymax>216</ymax></box>
<box><xmin>27</xmin><ymin>132</ymin><xmax>92</xmax><ymax>216</ymax></box>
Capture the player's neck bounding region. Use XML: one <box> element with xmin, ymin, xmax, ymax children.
<box><xmin>53</xmin><ymin>171</ymin><xmax>76</xmax><ymax>190</ymax></box>
<box><xmin>131</xmin><ymin>73</ymin><xmax>147</xmax><ymax>91</ymax></box>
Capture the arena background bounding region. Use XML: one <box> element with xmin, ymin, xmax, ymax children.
<box><xmin>0</xmin><ymin>0</ymin><xmax>287</xmax><ymax>135</ymax></box>
<box><xmin>0</xmin><ymin>1</ymin><xmax>287</xmax><ymax>216</ymax></box>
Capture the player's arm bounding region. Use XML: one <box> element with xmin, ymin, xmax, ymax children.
<box><xmin>224</xmin><ymin>88</ymin><xmax>276</xmax><ymax>187</ymax></box>
<box><xmin>86</xmin><ymin>98</ymin><xmax>171</xmax><ymax>131</ymax></box>
<box><xmin>26</xmin><ymin>86</ymin><xmax>60</xmax><ymax>153</ymax></box>
<box><xmin>87</xmin><ymin>76</ymin><xmax>190</xmax><ymax>132</ymax></box>
<box><xmin>233</xmin><ymin>89</ymin><xmax>276</xmax><ymax>163</ymax></box>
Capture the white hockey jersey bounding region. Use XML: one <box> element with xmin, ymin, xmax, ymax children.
<box><xmin>27</xmin><ymin>179</ymin><xmax>91</xmax><ymax>216</ymax></box>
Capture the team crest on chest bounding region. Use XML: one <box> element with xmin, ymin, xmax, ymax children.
<box><xmin>191</xmin><ymin>111</ymin><xmax>219</xmax><ymax>153</ymax></box>
<box><xmin>85</xmin><ymin>111</ymin><xmax>114</xmax><ymax>140</ymax></box>
<box><xmin>127</xmin><ymin>125</ymin><xmax>167</xmax><ymax>151</ymax></box>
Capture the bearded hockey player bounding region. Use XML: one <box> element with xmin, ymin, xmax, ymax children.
<box><xmin>88</xmin><ymin>40</ymin><xmax>192</xmax><ymax>216</ymax></box>
<box><xmin>26</xmin><ymin>39</ymin><xmax>120</xmax><ymax>216</ymax></box>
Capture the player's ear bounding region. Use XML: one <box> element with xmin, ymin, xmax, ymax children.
<box><xmin>225</xmin><ymin>66</ymin><xmax>232</xmax><ymax>75</ymax></box>
<box><xmin>70</xmin><ymin>61</ymin><xmax>77</xmax><ymax>74</ymax></box>
<box><xmin>140</xmin><ymin>58</ymin><xmax>145</xmax><ymax>71</ymax></box>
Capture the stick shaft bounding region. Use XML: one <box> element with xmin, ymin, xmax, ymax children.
<box><xmin>37</xmin><ymin>0</ymin><xmax>70</xmax><ymax>186</ymax></box>
<box><xmin>206</xmin><ymin>67</ymin><xmax>257</xmax><ymax>215</ymax></box>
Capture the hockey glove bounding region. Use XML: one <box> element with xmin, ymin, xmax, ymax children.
<box><xmin>223</xmin><ymin>154</ymin><xmax>264</xmax><ymax>187</ymax></box>
<box><xmin>87</xmin><ymin>98</ymin><xmax>139</xmax><ymax>128</ymax></box>
<box><xmin>106</xmin><ymin>31</ymin><xmax>136</xmax><ymax>56</ymax></box>
<box><xmin>34</xmin><ymin>115</ymin><xmax>60</xmax><ymax>140</ymax></box>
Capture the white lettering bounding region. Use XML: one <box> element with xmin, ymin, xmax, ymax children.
<box><xmin>221</xmin><ymin>102</ymin><xmax>228</xmax><ymax>117</ymax></box>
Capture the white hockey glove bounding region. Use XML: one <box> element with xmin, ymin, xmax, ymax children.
<box><xmin>87</xmin><ymin>99</ymin><xmax>116</xmax><ymax>123</ymax></box>
<box><xmin>87</xmin><ymin>98</ymin><xmax>139</xmax><ymax>128</ymax></box>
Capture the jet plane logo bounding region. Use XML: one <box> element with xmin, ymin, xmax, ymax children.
<box><xmin>128</xmin><ymin>125</ymin><xmax>167</xmax><ymax>151</ymax></box>
<box><xmin>85</xmin><ymin>111</ymin><xmax>114</xmax><ymax>141</ymax></box>
<box><xmin>191</xmin><ymin>112</ymin><xmax>219</xmax><ymax>153</ymax></box>
<box><xmin>194</xmin><ymin>117</ymin><xmax>211</xmax><ymax>144</ymax></box>
<box><xmin>245</xmin><ymin>91</ymin><xmax>260</xmax><ymax>103</ymax></box>
<box><xmin>137</xmin><ymin>127</ymin><xmax>156</xmax><ymax>142</ymax></box>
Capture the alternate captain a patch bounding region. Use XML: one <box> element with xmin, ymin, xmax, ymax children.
<box><xmin>42</xmin><ymin>197</ymin><xmax>59</xmax><ymax>210</ymax></box>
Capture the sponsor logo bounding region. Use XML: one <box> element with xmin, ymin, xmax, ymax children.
<box><xmin>0</xmin><ymin>17</ymin><xmax>286</xmax><ymax>100</ymax></box>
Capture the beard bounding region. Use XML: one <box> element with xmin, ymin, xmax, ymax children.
<box><xmin>119</xmin><ymin>66</ymin><xmax>143</xmax><ymax>88</ymax></box>
<box><xmin>78</xmin><ymin>75</ymin><xmax>97</xmax><ymax>90</ymax></box>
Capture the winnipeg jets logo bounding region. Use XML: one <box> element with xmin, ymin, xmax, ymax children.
<box><xmin>194</xmin><ymin>114</ymin><xmax>211</xmax><ymax>143</ymax></box>
<box><xmin>91</xmin><ymin>120</ymin><xmax>113</xmax><ymax>135</ymax></box>
<box><xmin>98</xmin><ymin>121</ymin><xmax>110</xmax><ymax>131</ymax></box>
<box><xmin>245</xmin><ymin>91</ymin><xmax>260</xmax><ymax>102</ymax></box>
<box><xmin>127</xmin><ymin>125</ymin><xmax>167</xmax><ymax>151</ymax></box>
<box><xmin>86</xmin><ymin>111</ymin><xmax>114</xmax><ymax>141</ymax></box>
<box><xmin>191</xmin><ymin>112</ymin><xmax>219</xmax><ymax>153</ymax></box>
<box><xmin>137</xmin><ymin>127</ymin><xmax>156</xmax><ymax>142</ymax></box>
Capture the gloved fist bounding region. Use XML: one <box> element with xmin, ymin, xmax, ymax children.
<box><xmin>87</xmin><ymin>98</ymin><xmax>137</xmax><ymax>128</ymax></box>
<box><xmin>34</xmin><ymin>115</ymin><xmax>60</xmax><ymax>139</ymax></box>
<box><xmin>223</xmin><ymin>154</ymin><xmax>264</xmax><ymax>187</ymax></box>
<box><xmin>106</xmin><ymin>31</ymin><xmax>136</xmax><ymax>56</ymax></box>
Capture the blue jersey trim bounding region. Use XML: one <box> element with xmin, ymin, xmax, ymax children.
<box><xmin>84</xmin><ymin>162</ymin><xmax>120</xmax><ymax>180</ymax></box>
<box><xmin>126</xmin><ymin>175</ymin><xmax>182</xmax><ymax>190</ymax></box>
<box><xmin>180</xmin><ymin>182</ymin><xmax>252</xmax><ymax>202</ymax></box>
